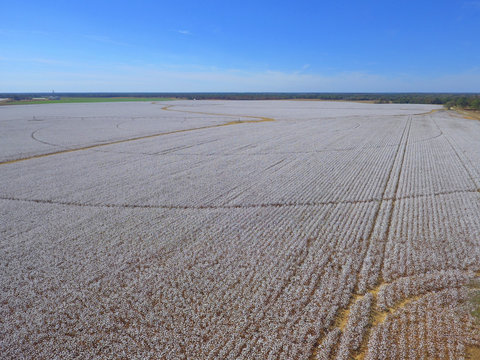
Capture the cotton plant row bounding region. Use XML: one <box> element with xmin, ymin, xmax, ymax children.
<box><xmin>406</xmin><ymin>115</ymin><xmax>443</xmax><ymax>143</ymax></box>
<box><xmin>166</xmin><ymin>121</ymin><xmax>404</xmax><ymax>207</ymax></box>
<box><xmin>209</xmin><ymin>202</ymin><xmax>377</xmax><ymax>359</ymax></box>
<box><xmin>433</xmin><ymin>112</ymin><xmax>480</xmax><ymax>187</ymax></box>
<box><xmin>2</xmin><ymin>106</ymin><xmax>415</xmax><ymax>210</ymax></box>
<box><xmin>335</xmin><ymin>293</ymin><xmax>373</xmax><ymax>359</ymax></box>
<box><xmin>185</xmin><ymin>220</ymin><xmax>337</xmax><ymax>358</ymax></box>
<box><xmin>0</xmin><ymin>143</ymin><xmax>396</xmax><ymax>208</ymax></box>
<box><xmin>365</xmin><ymin>288</ymin><xmax>480</xmax><ymax>360</ymax></box>
<box><xmin>1</xmin><ymin>102</ymin><xmax>480</xmax><ymax>359</ymax></box>
<box><xmin>314</xmin><ymin>328</ymin><xmax>342</xmax><ymax>360</ymax></box>
<box><xmin>354</xmin><ymin>120</ymin><xmax>411</xmax><ymax>294</ymax></box>
<box><xmin>397</xmin><ymin>136</ymin><xmax>477</xmax><ymax>199</ymax></box>
<box><xmin>0</xmin><ymin>201</ymin><xmax>377</xmax><ymax>359</ymax></box>
<box><xmin>356</xmin><ymin>200</ymin><xmax>394</xmax><ymax>294</ymax></box>
<box><xmin>0</xmin><ymin>102</ymin><xmax>225</xmax><ymax>162</ymax></box>
<box><xmin>376</xmin><ymin>269</ymin><xmax>475</xmax><ymax>311</ymax></box>
<box><xmin>354</xmin><ymin>117</ymin><xmax>411</xmax><ymax>293</ymax></box>
<box><xmin>382</xmin><ymin>192</ymin><xmax>480</xmax><ymax>283</ymax></box>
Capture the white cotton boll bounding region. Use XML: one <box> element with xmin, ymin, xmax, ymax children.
<box><xmin>336</xmin><ymin>293</ymin><xmax>373</xmax><ymax>359</ymax></box>
<box><xmin>2</xmin><ymin>102</ymin><xmax>479</xmax><ymax>359</ymax></box>
<box><xmin>314</xmin><ymin>328</ymin><xmax>341</xmax><ymax>360</ymax></box>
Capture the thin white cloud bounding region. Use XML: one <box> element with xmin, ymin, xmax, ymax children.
<box><xmin>30</xmin><ymin>58</ymin><xmax>73</xmax><ymax>66</ymax></box>
<box><xmin>1</xmin><ymin>63</ymin><xmax>480</xmax><ymax>92</ymax></box>
<box><xmin>0</xmin><ymin>56</ymin><xmax>79</xmax><ymax>67</ymax></box>
<box><xmin>294</xmin><ymin>64</ymin><xmax>311</xmax><ymax>75</ymax></box>
<box><xmin>177</xmin><ymin>30</ymin><xmax>191</xmax><ymax>35</ymax></box>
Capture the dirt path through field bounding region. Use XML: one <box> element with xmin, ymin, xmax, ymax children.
<box><xmin>0</xmin><ymin>104</ymin><xmax>274</xmax><ymax>165</ymax></box>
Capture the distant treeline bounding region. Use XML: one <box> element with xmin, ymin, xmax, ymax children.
<box><xmin>2</xmin><ymin>92</ymin><xmax>479</xmax><ymax>109</ymax></box>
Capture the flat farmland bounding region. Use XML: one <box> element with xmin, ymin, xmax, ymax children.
<box><xmin>1</xmin><ymin>100</ymin><xmax>479</xmax><ymax>359</ymax></box>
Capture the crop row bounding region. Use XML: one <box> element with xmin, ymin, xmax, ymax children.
<box><xmin>1</xmin><ymin>103</ymin><xmax>480</xmax><ymax>358</ymax></box>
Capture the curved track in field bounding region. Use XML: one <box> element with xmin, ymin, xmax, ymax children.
<box><xmin>0</xmin><ymin>105</ymin><xmax>275</xmax><ymax>166</ymax></box>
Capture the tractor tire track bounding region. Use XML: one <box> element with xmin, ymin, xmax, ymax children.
<box><xmin>0</xmin><ymin>105</ymin><xmax>275</xmax><ymax>166</ymax></box>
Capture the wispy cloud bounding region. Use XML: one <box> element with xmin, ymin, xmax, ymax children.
<box><xmin>2</xmin><ymin>62</ymin><xmax>480</xmax><ymax>92</ymax></box>
<box><xmin>30</xmin><ymin>58</ymin><xmax>74</xmax><ymax>66</ymax></box>
<box><xmin>177</xmin><ymin>30</ymin><xmax>191</xmax><ymax>35</ymax></box>
<box><xmin>1</xmin><ymin>56</ymin><xmax>78</xmax><ymax>67</ymax></box>
<box><xmin>293</xmin><ymin>64</ymin><xmax>311</xmax><ymax>75</ymax></box>
<box><xmin>0</xmin><ymin>56</ymin><xmax>98</xmax><ymax>72</ymax></box>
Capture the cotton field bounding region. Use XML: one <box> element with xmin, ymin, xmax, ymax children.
<box><xmin>1</xmin><ymin>100</ymin><xmax>479</xmax><ymax>359</ymax></box>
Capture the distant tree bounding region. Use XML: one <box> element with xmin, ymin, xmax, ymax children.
<box><xmin>444</xmin><ymin>100</ymin><xmax>455</xmax><ymax>109</ymax></box>
<box><xmin>470</xmin><ymin>98</ymin><xmax>480</xmax><ymax>110</ymax></box>
<box><xmin>456</xmin><ymin>97</ymin><xmax>469</xmax><ymax>108</ymax></box>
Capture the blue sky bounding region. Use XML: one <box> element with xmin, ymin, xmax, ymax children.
<box><xmin>1</xmin><ymin>1</ymin><xmax>479</xmax><ymax>92</ymax></box>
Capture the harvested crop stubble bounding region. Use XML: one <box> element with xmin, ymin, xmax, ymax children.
<box><xmin>0</xmin><ymin>100</ymin><xmax>479</xmax><ymax>359</ymax></box>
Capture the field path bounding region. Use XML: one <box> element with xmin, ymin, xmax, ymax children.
<box><xmin>0</xmin><ymin>104</ymin><xmax>274</xmax><ymax>165</ymax></box>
